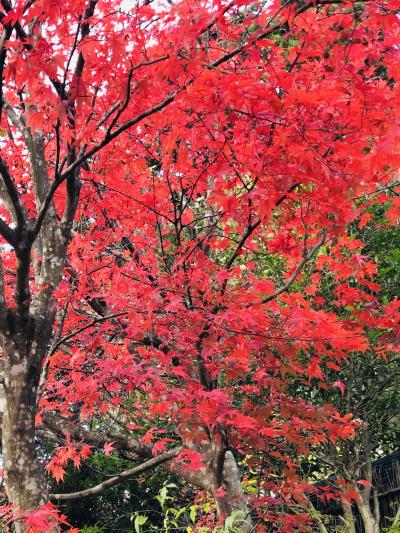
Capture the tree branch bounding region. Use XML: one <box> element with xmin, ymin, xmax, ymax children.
<box><xmin>0</xmin><ymin>15</ymin><xmax>13</xmax><ymax>118</ymax></box>
<box><xmin>262</xmin><ymin>234</ymin><xmax>327</xmax><ymax>304</ymax></box>
<box><xmin>50</xmin><ymin>448</ymin><xmax>180</xmax><ymax>500</ymax></box>
<box><xmin>28</xmin><ymin>0</ymin><xmax>339</xmax><ymax>240</ymax></box>
<box><xmin>224</xmin><ymin>182</ymin><xmax>300</xmax><ymax>272</ymax></box>
<box><xmin>48</xmin><ymin>311</ymin><xmax>128</xmax><ymax>356</ymax></box>
<box><xmin>209</xmin><ymin>0</ymin><xmax>357</xmax><ymax>69</ymax></box>
<box><xmin>41</xmin><ymin>412</ymin><xmax>153</xmax><ymax>458</ymax></box>
<box><xmin>29</xmin><ymin>89</ymin><xmax>177</xmax><ymax>240</ymax></box>
<box><xmin>40</xmin><ymin>412</ymin><xmax>215</xmax><ymax>491</ymax></box>
<box><xmin>60</xmin><ymin>0</ymin><xmax>98</xmax><ymax>232</ymax></box>
<box><xmin>2</xmin><ymin>98</ymin><xmax>31</xmax><ymax>144</ymax></box>
<box><xmin>0</xmin><ymin>217</ymin><xmax>16</xmax><ymax>246</ymax></box>
<box><xmin>0</xmin><ymin>156</ymin><xmax>27</xmax><ymax>230</ymax></box>
<box><xmin>62</xmin><ymin>91</ymin><xmax>178</xmax><ymax>177</ymax></box>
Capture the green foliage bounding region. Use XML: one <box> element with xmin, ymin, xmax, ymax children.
<box><xmin>385</xmin><ymin>516</ymin><xmax>400</xmax><ymax>533</ymax></box>
<box><xmin>135</xmin><ymin>482</ymin><xmax>201</xmax><ymax>532</ymax></box>
<box><xmin>132</xmin><ymin>513</ymin><xmax>148</xmax><ymax>533</ymax></box>
<box><xmin>386</xmin><ymin>526</ymin><xmax>400</xmax><ymax>533</ymax></box>
<box><xmin>223</xmin><ymin>510</ymin><xmax>248</xmax><ymax>532</ymax></box>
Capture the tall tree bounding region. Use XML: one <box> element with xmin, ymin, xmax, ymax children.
<box><xmin>0</xmin><ymin>0</ymin><xmax>399</xmax><ymax>531</ymax></box>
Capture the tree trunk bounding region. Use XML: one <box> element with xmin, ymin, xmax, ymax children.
<box><xmin>213</xmin><ymin>451</ymin><xmax>252</xmax><ymax>532</ymax></box>
<box><xmin>307</xmin><ymin>498</ymin><xmax>329</xmax><ymax>533</ymax></box>
<box><xmin>2</xmin><ymin>349</ymin><xmax>49</xmax><ymax>532</ymax></box>
<box><xmin>179</xmin><ymin>435</ymin><xmax>252</xmax><ymax>532</ymax></box>
<box><xmin>342</xmin><ymin>503</ymin><xmax>356</xmax><ymax>533</ymax></box>
<box><xmin>357</xmin><ymin>502</ymin><xmax>380</xmax><ymax>533</ymax></box>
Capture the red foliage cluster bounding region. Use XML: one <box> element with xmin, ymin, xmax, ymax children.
<box><xmin>0</xmin><ymin>0</ymin><xmax>399</xmax><ymax>529</ymax></box>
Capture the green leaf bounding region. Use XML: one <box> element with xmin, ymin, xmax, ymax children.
<box><xmin>156</xmin><ymin>485</ymin><xmax>172</xmax><ymax>509</ymax></box>
<box><xmin>134</xmin><ymin>514</ymin><xmax>148</xmax><ymax>533</ymax></box>
<box><xmin>224</xmin><ymin>510</ymin><xmax>247</xmax><ymax>532</ymax></box>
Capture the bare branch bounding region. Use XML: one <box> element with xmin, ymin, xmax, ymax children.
<box><xmin>95</xmin><ymin>100</ymin><xmax>121</xmax><ymax>129</ymax></box>
<box><xmin>306</xmin><ymin>497</ymin><xmax>329</xmax><ymax>533</ymax></box>
<box><xmin>50</xmin><ymin>448</ymin><xmax>180</xmax><ymax>500</ymax></box>
<box><xmin>225</xmin><ymin>220</ymin><xmax>261</xmax><ymax>271</ymax></box>
<box><xmin>0</xmin><ymin>18</ymin><xmax>13</xmax><ymax>118</ymax></box>
<box><xmin>224</xmin><ymin>183</ymin><xmax>300</xmax><ymax>272</ymax></box>
<box><xmin>48</xmin><ymin>311</ymin><xmax>128</xmax><ymax>356</ymax></box>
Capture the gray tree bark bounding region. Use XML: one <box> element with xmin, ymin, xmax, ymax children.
<box><xmin>214</xmin><ymin>451</ymin><xmax>252</xmax><ymax>532</ymax></box>
<box><xmin>1</xmin><ymin>352</ymin><xmax>50</xmax><ymax>532</ymax></box>
<box><xmin>356</xmin><ymin>501</ymin><xmax>380</xmax><ymax>533</ymax></box>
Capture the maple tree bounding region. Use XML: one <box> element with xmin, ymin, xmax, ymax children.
<box><xmin>0</xmin><ymin>0</ymin><xmax>399</xmax><ymax>531</ymax></box>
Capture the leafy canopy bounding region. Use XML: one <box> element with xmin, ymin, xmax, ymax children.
<box><xmin>0</xmin><ymin>0</ymin><xmax>399</xmax><ymax>530</ymax></box>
